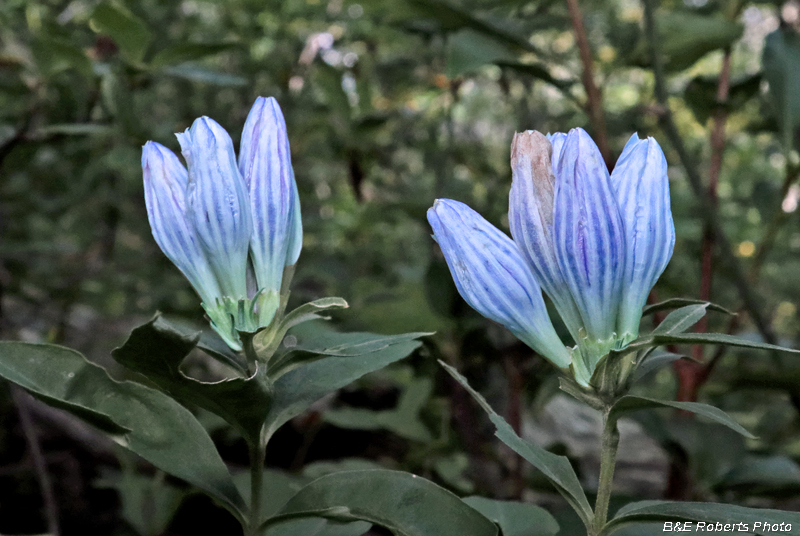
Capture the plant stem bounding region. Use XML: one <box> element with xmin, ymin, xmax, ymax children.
<box><xmin>592</xmin><ymin>408</ymin><xmax>620</xmax><ymax>535</ymax></box>
<box><xmin>247</xmin><ymin>440</ymin><xmax>266</xmax><ymax>536</ymax></box>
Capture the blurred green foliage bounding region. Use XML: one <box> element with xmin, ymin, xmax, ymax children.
<box><xmin>2</xmin><ymin>0</ymin><xmax>800</xmax><ymax>534</ymax></box>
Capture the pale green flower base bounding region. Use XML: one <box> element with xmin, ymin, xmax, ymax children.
<box><xmin>203</xmin><ymin>290</ymin><xmax>280</xmax><ymax>351</ymax></box>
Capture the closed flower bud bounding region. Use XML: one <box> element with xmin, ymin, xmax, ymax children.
<box><xmin>428</xmin><ymin>199</ymin><xmax>571</xmax><ymax>369</ymax></box>
<box><xmin>177</xmin><ymin>117</ymin><xmax>253</xmax><ymax>300</ymax></box>
<box><xmin>142</xmin><ymin>142</ymin><xmax>222</xmax><ymax>308</ymax></box>
<box><xmin>142</xmin><ymin>97</ymin><xmax>305</xmax><ymax>351</ymax></box>
<box><xmin>434</xmin><ymin>128</ymin><xmax>674</xmax><ymax>387</ymax></box>
<box><xmin>611</xmin><ymin>134</ymin><xmax>675</xmax><ymax>341</ymax></box>
<box><xmin>239</xmin><ymin>96</ymin><xmax>302</xmax><ymax>296</ymax></box>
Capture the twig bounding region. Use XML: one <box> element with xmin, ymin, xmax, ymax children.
<box><xmin>11</xmin><ymin>387</ymin><xmax>60</xmax><ymax>536</ymax></box>
<box><xmin>643</xmin><ymin>0</ymin><xmax>778</xmax><ymax>347</ymax></box>
<box><xmin>565</xmin><ymin>0</ymin><xmax>612</xmax><ymax>168</ymax></box>
<box><xmin>673</xmin><ymin>49</ymin><xmax>734</xmax><ymax>402</ymax></box>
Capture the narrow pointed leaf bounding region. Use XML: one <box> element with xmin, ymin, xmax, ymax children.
<box><xmin>263</xmin><ymin>470</ymin><xmax>498</xmax><ymax>536</ymax></box>
<box><xmin>90</xmin><ymin>4</ymin><xmax>152</xmax><ymax>63</ymax></box>
<box><xmin>0</xmin><ymin>342</ymin><xmax>245</xmax><ymax>516</ymax></box>
<box><xmin>440</xmin><ymin>361</ymin><xmax>593</xmax><ymax>527</ymax></box>
<box><xmin>265</xmin><ymin>518</ymin><xmax>372</xmax><ymax>536</ymax></box>
<box><xmin>462</xmin><ymin>497</ymin><xmax>559</xmax><ymax>536</ymax></box>
<box><xmin>265</xmin><ymin>329</ymin><xmax>424</xmax><ymax>435</ymax></box>
<box><xmin>651</xmin><ymin>304</ymin><xmax>708</xmax><ymax>335</ymax></box>
<box><xmin>642</xmin><ymin>298</ymin><xmax>735</xmax><ymax>317</ymax></box>
<box><xmin>609</xmin><ymin>396</ymin><xmax>754</xmax><ymax>438</ymax></box>
<box><xmin>112</xmin><ymin>315</ymin><xmax>272</xmax><ymax>444</ymax></box>
<box><xmin>652</xmin><ymin>333</ymin><xmax>800</xmax><ymax>354</ymax></box>
<box><xmin>632</xmin><ymin>351</ymin><xmax>688</xmax><ymax>382</ymax></box>
<box><xmin>602</xmin><ymin>501</ymin><xmax>800</xmax><ymax>536</ymax></box>
<box><xmin>156</xmin><ymin>315</ymin><xmax>248</xmax><ymax>374</ymax></box>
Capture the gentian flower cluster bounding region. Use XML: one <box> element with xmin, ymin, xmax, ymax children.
<box><xmin>428</xmin><ymin>128</ymin><xmax>674</xmax><ymax>386</ymax></box>
<box><xmin>142</xmin><ymin>97</ymin><xmax>302</xmax><ymax>351</ymax></box>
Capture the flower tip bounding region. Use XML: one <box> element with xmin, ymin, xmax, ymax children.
<box><xmin>511</xmin><ymin>130</ymin><xmax>550</xmax><ymax>172</ymax></box>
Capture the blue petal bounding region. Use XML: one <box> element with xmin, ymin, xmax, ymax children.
<box><xmin>178</xmin><ymin>116</ymin><xmax>252</xmax><ymax>299</ymax></box>
<box><xmin>553</xmin><ymin>128</ymin><xmax>625</xmax><ymax>342</ymax></box>
<box><xmin>611</xmin><ymin>135</ymin><xmax>675</xmax><ymax>339</ymax></box>
<box><xmin>428</xmin><ymin>199</ymin><xmax>571</xmax><ymax>368</ymax></box>
<box><xmin>509</xmin><ymin>131</ymin><xmax>584</xmax><ymax>341</ymax></box>
<box><xmin>546</xmin><ymin>132</ymin><xmax>567</xmax><ymax>165</ymax></box>
<box><xmin>239</xmin><ymin>97</ymin><xmax>302</xmax><ymax>293</ymax></box>
<box><xmin>142</xmin><ymin>141</ymin><xmax>222</xmax><ymax>305</ymax></box>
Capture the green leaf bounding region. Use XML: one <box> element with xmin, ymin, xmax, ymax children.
<box><xmin>651</xmin><ymin>332</ymin><xmax>800</xmax><ymax>354</ymax></box>
<box><xmin>721</xmin><ymin>455</ymin><xmax>800</xmax><ymax>492</ymax></box>
<box><xmin>264</xmin><ymin>327</ymin><xmax>425</xmax><ymax>435</ymax></box>
<box><xmin>31</xmin><ymin>37</ymin><xmax>93</xmax><ymax>78</ymax></box>
<box><xmin>462</xmin><ymin>497</ymin><xmax>559</xmax><ymax>536</ymax></box>
<box><xmin>157</xmin><ymin>315</ymin><xmax>247</xmax><ymax>374</ymax></box>
<box><xmin>763</xmin><ymin>28</ymin><xmax>800</xmax><ymax>151</ymax></box>
<box><xmin>264</xmin><ymin>518</ymin><xmax>372</xmax><ymax>536</ymax></box>
<box><xmin>256</xmin><ymin>298</ymin><xmax>350</xmax><ymax>362</ymax></box>
<box><xmin>263</xmin><ymin>470</ymin><xmax>498</xmax><ymax>536</ymax></box>
<box><xmin>161</xmin><ymin>64</ymin><xmax>247</xmax><ymax>86</ymax></box>
<box><xmin>684</xmin><ymin>74</ymin><xmax>760</xmax><ymax>124</ymax></box>
<box><xmin>629</xmin><ymin>11</ymin><xmax>742</xmax><ymax>72</ymax></box>
<box><xmin>282</xmin><ymin>320</ymin><xmax>429</xmax><ymax>357</ymax></box>
<box><xmin>632</xmin><ymin>351</ymin><xmax>687</xmax><ymax>382</ymax></box>
<box><xmin>150</xmin><ymin>42</ymin><xmax>240</xmax><ymax>68</ymax></box>
<box><xmin>439</xmin><ymin>361</ymin><xmax>593</xmax><ymax>528</ymax></box>
<box><xmin>651</xmin><ymin>304</ymin><xmax>708</xmax><ymax>335</ymax></box>
<box><xmin>233</xmin><ymin>468</ymin><xmax>309</xmax><ymax>520</ymax></box>
<box><xmin>446</xmin><ymin>29</ymin><xmax>516</xmax><ymax>78</ymax></box>
<box><xmin>602</xmin><ymin>501</ymin><xmax>800</xmax><ymax>536</ymax></box>
<box><xmin>323</xmin><ymin>378</ymin><xmax>434</xmax><ymax>442</ymax></box>
<box><xmin>90</xmin><ymin>3</ymin><xmax>153</xmax><ymax>63</ymax></box>
<box><xmin>95</xmin><ymin>466</ymin><xmax>186</xmax><ymax>536</ymax></box>
<box><xmin>609</xmin><ymin>396</ymin><xmax>754</xmax><ymax>439</ymax></box>
<box><xmin>0</xmin><ymin>342</ymin><xmax>245</xmax><ymax>517</ymax></box>
<box><xmin>642</xmin><ymin>298</ymin><xmax>735</xmax><ymax>317</ymax></box>
<box><xmin>34</xmin><ymin>124</ymin><xmax>115</xmax><ymax>137</ymax></box>
<box><xmin>111</xmin><ymin>315</ymin><xmax>272</xmax><ymax>444</ymax></box>
<box><xmin>620</xmin><ymin>332</ymin><xmax>800</xmax><ymax>358</ymax></box>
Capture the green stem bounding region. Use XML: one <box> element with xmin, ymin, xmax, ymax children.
<box><xmin>241</xmin><ymin>332</ymin><xmax>259</xmax><ymax>376</ymax></box>
<box><xmin>246</xmin><ymin>440</ymin><xmax>266</xmax><ymax>536</ymax></box>
<box><xmin>592</xmin><ymin>408</ymin><xmax>620</xmax><ymax>536</ymax></box>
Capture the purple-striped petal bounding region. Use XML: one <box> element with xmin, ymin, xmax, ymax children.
<box><xmin>142</xmin><ymin>141</ymin><xmax>221</xmax><ymax>306</ymax></box>
<box><xmin>239</xmin><ymin>97</ymin><xmax>302</xmax><ymax>294</ymax></box>
<box><xmin>509</xmin><ymin>131</ymin><xmax>583</xmax><ymax>341</ymax></box>
<box><xmin>178</xmin><ymin>116</ymin><xmax>252</xmax><ymax>300</ymax></box>
<box><xmin>611</xmin><ymin>134</ymin><xmax>675</xmax><ymax>340</ymax></box>
<box><xmin>553</xmin><ymin>128</ymin><xmax>625</xmax><ymax>342</ymax></box>
<box><xmin>428</xmin><ymin>199</ymin><xmax>571</xmax><ymax>368</ymax></box>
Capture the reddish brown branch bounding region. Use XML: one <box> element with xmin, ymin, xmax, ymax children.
<box><xmin>681</xmin><ymin>49</ymin><xmax>732</xmax><ymax>401</ymax></box>
<box><xmin>565</xmin><ymin>0</ymin><xmax>612</xmax><ymax>168</ymax></box>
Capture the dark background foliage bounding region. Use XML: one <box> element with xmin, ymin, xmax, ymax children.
<box><xmin>1</xmin><ymin>0</ymin><xmax>800</xmax><ymax>534</ymax></box>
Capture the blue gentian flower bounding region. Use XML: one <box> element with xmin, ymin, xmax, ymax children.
<box><xmin>143</xmin><ymin>97</ymin><xmax>302</xmax><ymax>350</ymax></box>
<box><xmin>431</xmin><ymin>128</ymin><xmax>674</xmax><ymax>386</ymax></box>
<box><xmin>428</xmin><ymin>200</ymin><xmax>571</xmax><ymax>368</ymax></box>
